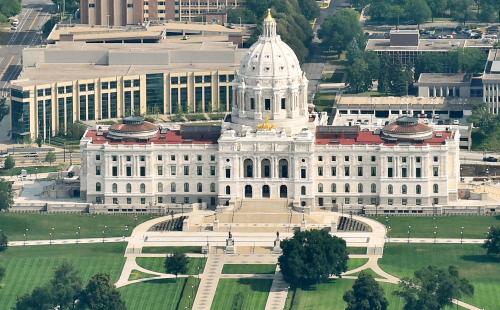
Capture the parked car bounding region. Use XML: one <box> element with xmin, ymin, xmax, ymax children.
<box><xmin>453</xmin><ymin>119</ymin><xmax>460</xmax><ymax>125</ymax></box>
<box><xmin>483</xmin><ymin>156</ymin><xmax>498</xmax><ymax>162</ymax></box>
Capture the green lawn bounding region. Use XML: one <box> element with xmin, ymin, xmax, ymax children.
<box><xmin>136</xmin><ymin>257</ymin><xmax>206</xmax><ymax>275</ymax></box>
<box><xmin>372</xmin><ymin>215</ymin><xmax>500</xmax><ymax>238</ymax></box>
<box><xmin>379</xmin><ymin>244</ymin><xmax>500</xmax><ymax>310</ymax></box>
<box><xmin>141</xmin><ymin>246</ymin><xmax>202</xmax><ymax>254</ymax></box>
<box><xmin>284</xmin><ymin>279</ymin><xmax>406</xmax><ymax>310</ymax></box>
<box><xmin>347</xmin><ymin>258</ymin><xmax>368</xmax><ymax>271</ymax></box>
<box><xmin>0</xmin><ymin>165</ymin><xmax>63</xmax><ymax>176</ymax></box>
<box><xmin>0</xmin><ymin>243</ymin><xmax>126</xmax><ymax>309</ymax></box>
<box><xmin>120</xmin><ymin>277</ymin><xmax>199</xmax><ymax>310</ymax></box>
<box><xmin>211</xmin><ymin>279</ymin><xmax>272</xmax><ymax>310</ymax></box>
<box><xmin>222</xmin><ymin>264</ymin><xmax>276</xmax><ymax>274</ymax></box>
<box><xmin>347</xmin><ymin>247</ymin><xmax>367</xmax><ymax>254</ymax></box>
<box><xmin>0</xmin><ymin>213</ymin><xmax>155</xmax><ymax>241</ymax></box>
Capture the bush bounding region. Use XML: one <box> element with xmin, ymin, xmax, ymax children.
<box><xmin>3</xmin><ymin>155</ymin><xmax>15</xmax><ymax>170</ymax></box>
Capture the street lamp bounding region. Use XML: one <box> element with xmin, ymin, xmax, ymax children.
<box><xmin>387</xmin><ymin>225</ymin><xmax>391</xmax><ymax>242</ymax></box>
<box><xmin>102</xmin><ymin>230</ymin><xmax>105</xmax><ymax>243</ymax></box>
<box><xmin>407</xmin><ymin>225</ymin><xmax>411</xmax><ymax>243</ymax></box>
<box><xmin>460</xmin><ymin>226</ymin><xmax>464</xmax><ymax>244</ymax></box>
<box><xmin>49</xmin><ymin>232</ymin><xmax>52</xmax><ymax>245</ymax></box>
<box><xmin>434</xmin><ymin>226</ymin><xmax>438</xmax><ymax>244</ymax></box>
<box><xmin>24</xmin><ymin>228</ymin><xmax>29</xmax><ymax>246</ymax></box>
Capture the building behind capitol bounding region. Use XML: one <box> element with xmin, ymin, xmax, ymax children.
<box><xmin>80</xmin><ymin>13</ymin><xmax>461</xmax><ymax>213</ymax></box>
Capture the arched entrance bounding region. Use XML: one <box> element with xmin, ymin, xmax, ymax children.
<box><xmin>244</xmin><ymin>185</ymin><xmax>253</xmax><ymax>198</ymax></box>
<box><xmin>279</xmin><ymin>185</ymin><xmax>287</xmax><ymax>198</ymax></box>
<box><xmin>262</xmin><ymin>185</ymin><xmax>270</xmax><ymax>198</ymax></box>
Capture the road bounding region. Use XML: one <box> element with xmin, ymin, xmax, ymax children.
<box><xmin>302</xmin><ymin>0</ymin><xmax>349</xmax><ymax>100</ymax></box>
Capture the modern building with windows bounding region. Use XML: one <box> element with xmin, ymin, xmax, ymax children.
<box><xmin>80</xmin><ymin>0</ymin><xmax>243</xmax><ymax>26</ymax></box>
<box><xmin>483</xmin><ymin>49</ymin><xmax>500</xmax><ymax>114</ymax></box>
<box><xmin>80</xmin><ymin>13</ymin><xmax>461</xmax><ymax>213</ymax></box>
<box><xmin>10</xmin><ymin>41</ymin><xmax>243</xmax><ymax>140</ymax></box>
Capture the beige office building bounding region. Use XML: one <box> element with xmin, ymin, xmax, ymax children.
<box><xmin>10</xmin><ymin>41</ymin><xmax>244</xmax><ymax>140</ymax></box>
<box><xmin>80</xmin><ymin>0</ymin><xmax>243</xmax><ymax>26</ymax></box>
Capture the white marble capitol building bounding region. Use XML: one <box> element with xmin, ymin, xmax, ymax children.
<box><xmin>80</xmin><ymin>13</ymin><xmax>461</xmax><ymax>213</ymax></box>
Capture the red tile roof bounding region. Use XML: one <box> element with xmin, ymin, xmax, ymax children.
<box><xmin>315</xmin><ymin>130</ymin><xmax>453</xmax><ymax>146</ymax></box>
<box><xmin>84</xmin><ymin>129</ymin><xmax>219</xmax><ymax>145</ymax></box>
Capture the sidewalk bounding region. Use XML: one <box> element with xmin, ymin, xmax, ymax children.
<box><xmin>387</xmin><ymin>238</ymin><xmax>485</xmax><ymax>244</ymax></box>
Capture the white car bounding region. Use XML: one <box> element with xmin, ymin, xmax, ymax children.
<box><xmin>453</xmin><ymin>120</ymin><xmax>460</xmax><ymax>125</ymax></box>
<box><xmin>10</xmin><ymin>25</ymin><xmax>18</xmax><ymax>31</ymax></box>
<box><xmin>11</xmin><ymin>19</ymin><xmax>19</xmax><ymax>26</ymax></box>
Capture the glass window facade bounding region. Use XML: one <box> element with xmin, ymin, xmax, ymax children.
<box><xmin>146</xmin><ymin>73</ymin><xmax>164</xmax><ymax>114</ymax></box>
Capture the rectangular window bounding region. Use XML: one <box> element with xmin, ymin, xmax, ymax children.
<box><xmin>433</xmin><ymin>167</ymin><xmax>439</xmax><ymax>177</ymax></box>
<box><xmin>88</xmin><ymin>95</ymin><xmax>95</xmax><ymax>120</ymax></box>
<box><xmin>157</xmin><ymin>155</ymin><xmax>163</xmax><ymax>161</ymax></box>
<box><xmin>112</xmin><ymin>166</ymin><xmax>118</xmax><ymax>177</ymax></box>
<box><xmin>371</xmin><ymin>156</ymin><xmax>376</xmax><ymax>162</ymax></box>
<box><xmin>357</xmin><ymin>167</ymin><xmax>363</xmax><ymax>176</ymax></box>
<box><xmin>416</xmin><ymin>198</ymin><xmax>422</xmax><ymax>206</ymax></box>
<box><xmin>157</xmin><ymin>166</ymin><xmax>163</xmax><ymax>175</ymax></box>
<box><xmin>101</xmin><ymin>93</ymin><xmax>109</xmax><ymax>119</ymax></box>
<box><xmin>358</xmin><ymin>198</ymin><xmax>363</xmax><ymax>205</ymax></box>
<box><xmin>158</xmin><ymin>197</ymin><xmax>163</xmax><ymax>203</ymax></box>
<box><xmin>112</xmin><ymin>155</ymin><xmax>117</xmax><ymax>161</ymax></box>
<box><xmin>197</xmin><ymin>166</ymin><xmax>203</xmax><ymax>176</ymax></box>
<box><xmin>126</xmin><ymin>166</ymin><xmax>132</xmax><ymax>176</ymax></box>
<box><xmin>171</xmin><ymin>155</ymin><xmax>175</xmax><ymax>161</ymax></box>
<box><xmin>388</xmin><ymin>156</ymin><xmax>393</xmax><ymax>163</ymax></box>
<box><xmin>388</xmin><ymin>198</ymin><xmax>393</xmax><ymax>205</ymax></box>
<box><xmin>371</xmin><ymin>167</ymin><xmax>376</xmax><ymax>176</ymax></box>
<box><xmin>58</xmin><ymin>86</ymin><xmax>65</xmax><ymax>94</ymax></box>
<box><xmin>331</xmin><ymin>167</ymin><xmax>337</xmax><ymax>176</ymax></box>
<box><xmin>281</xmin><ymin>98</ymin><xmax>286</xmax><ymax>109</ymax></box>
<box><xmin>140</xmin><ymin>167</ymin><xmax>146</xmax><ymax>177</ymax></box>
<box><xmin>124</xmin><ymin>80</ymin><xmax>131</xmax><ymax>88</ymax></box>
<box><xmin>95</xmin><ymin>154</ymin><xmax>101</xmax><ymax>161</ymax></box>
<box><xmin>402</xmin><ymin>157</ymin><xmax>407</xmax><ymax>163</ymax></box>
<box><xmin>183</xmin><ymin>166</ymin><xmax>189</xmax><ymax>176</ymax></box>
<box><xmin>210</xmin><ymin>166</ymin><xmax>216</xmax><ymax>176</ymax></box>
<box><xmin>388</xmin><ymin>167</ymin><xmax>393</xmax><ymax>178</ymax></box>
<box><xmin>434</xmin><ymin>156</ymin><xmax>439</xmax><ymax>162</ymax></box>
<box><xmin>211</xmin><ymin>155</ymin><xmax>216</xmax><ymax>161</ymax></box>
<box><xmin>127</xmin><ymin>198</ymin><xmax>132</xmax><ymax>204</ymax></box>
<box><xmin>318</xmin><ymin>197</ymin><xmax>324</xmax><ymax>207</ymax></box>
<box><xmin>184</xmin><ymin>155</ymin><xmax>189</xmax><ymax>161</ymax></box>
<box><xmin>332</xmin><ymin>156</ymin><xmax>337</xmax><ymax>161</ymax></box>
<box><xmin>317</xmin><ymin>167</ymin><xmax>323</xmax><ymax>176</ymax></box>
<box><xmin>433</xmin><ymin>198</ymin><xmax>439</xmax><ymax>205</ymax></box>
<box><xmin>301</xmin><ymin>168</ymin><xmax>306</xmax><ymax>179</ymax></box>
<box><xmin>96</xmin><ymin>166</ymin><xmax>101</xmax><ymax>175</ymax></box>
<box><xmin>226</xmin><ymin>168</ymin><xmax>231</xmax><ymax>178</ymax></box>
<box><xmin>171</xmin><ymin>166</ymin><xmax>176</xmax><ymax>176</ymax></box>
<box><xmin>133</xmin><ymin>79</ymin><xmax>140</xmax><ymax>87</ymax></box>
<box><xmin>416</xmin><ymin>156</ymin><xmax>421</xmax><ymax>163</ymax></box>
<box><xmin>79</xmin><ymin>95</ymin><xmax>87</xmax><ymax>121</ymax></box>
<box><xmin>146</xmin><ymin>73</ymin><xmax>164</xmax><ymax>114</ymax></box>
<box><xmin>113</xmin><ymin>198</ymin><xmax>118</xmax><ymax>204</ymax></box>
<box><xmin>345</xmin><ymin>156</ymin><xmax>349</xmax><ymax>162</ymax></box>
<box><xmin>126</xmin><ymin>156</ymin><xmax>131</xmax><ymax>161</ymax></box>
<box><xmin>416</xmin><ymin>168</ymin><xmax>422</xmax><ymax>178</ymax></box>
<box><xmin>402</xmin><ymin>198</ymin><xmax>408</xmax><ymax>205</ymax></box>
<box><xmin>197</xmin><ymin>155</ymin><xmax>202</xmax><ymax>161</ymax></box>
<box><xmin>110</xmin><ymin>81</ymin><xmax>117</xmax><ymax>89</ymax></box>
<box><xmin>79</xmin><ymin>84</ymin><xmax>86</xmax><ymax>92</ymax></box>
<box><xmin>358</xmin><ymin>156</ymin><xmax>363</xmax><ymax>162</ymax></box>
<box><xmin>141</xmin><ymin>198</ymin><xmax>146</xmax><ymax>204</ymax></box>
<box><xmin>250</xmin><ymin>98</ymin><xmax>255</xmax><ymax>109</ymax></box>
<box><xmin>140</xmin><ymin>156</ymin><xmax>145</xmax><ymax>161</ymax></box>
<box><xmin>265</xmin><ymin>98</ymin><xmax>271</xmax><ymax>110</ymax></box>
<box><xmin>402</xmin><ymin>168</ymin><xmax>408</xmax><ymax>178</ymax></box>
<box><xmin>318</xmin><ymin>156</ymin><xmax>323</xmax><ymax>162</ymax></box>
<box><xmin>344</xmin><ymin>167</ymin><xmax>350</xmax><ymax>177</ymax></box>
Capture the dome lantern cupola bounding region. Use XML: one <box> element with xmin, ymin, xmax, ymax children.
<box><xmin>263</xmin><ymin>9</ymin><xmax>277</xmax><ymax>38</ymax></box>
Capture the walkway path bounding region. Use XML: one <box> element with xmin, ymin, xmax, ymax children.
<box><xmin>387</xmin><ymin>238</ymin><xmax>485</xmax><ymax>244</ymax></box>
<box><xmin>192</xmin><ymin>254</ymin><xmax>224</xmax><ymax>310</ymax></box>
<box><xmin>8</xmin><ymin>236</ymin><xmax>128</xmax><ymax>247</ymax></box>
<box><xmin>265</xmin><ymin>267</ymin><xmax>289</xmax><ymax>310</ymax></box>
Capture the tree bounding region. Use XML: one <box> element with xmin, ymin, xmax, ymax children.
<box><xmin>319</xmin><ymin>9</ymin><xmax>364</xmax><ymax>54</ymax></box>
<box><xmin>165</xmin><ymin>252</ymin><xmax>188</xmax><ymax>277</ymax></box>
<box><xmin>4</xmin><ymin>155</ymin><xmax>15</xmax><ymax>170</ymax></box>
<box><xmin>449</xmin><ymin>0</ymin><xmax>474</xmax><ymax>24</ymax></box>
<box><xmin>50</xmin><ymin>263</ymin><xmax>83</xmax><ymax>309</ymax></box>
<box><xmin>427</xmin><ymin>0</ymin><xmax>448</xmax><ymax>21</ymax></box>
<box><xmin>344</xmin><ymin>271</ymin><xmax>389</xmax><ymax>310</ymax></box>
<box><xmin>0</xmin><ymin>231</ymin><xmax>7</xmax><ymax>252</ymax></box>
<box><xmin>406</xmin><ymin>0</ymin><xmax>431</xmax><ymax>27</ymax></box>
<box><xmin>0</xmin><ymin>180</ymin><xmax>13</xmax><ymax>211</ymax></box>
<box><xmin>15</xmin><ymin>287</ymin><xmax>53</xmax><ymax>310</ymax></box>
<box><xmin>66</xmin><ymin>122</ymin><xmax>87</xmax><ymax>140</ymax></box>
<box><xmin>278</xmin><ymin>229</ymin><xmax>348</xmax><ymax>288</ymax></box>
<box><xmin>483</xmin><ymin>226</ymin><xmax>500</xmax><ymax>256</ymax></box>
<box><xmin>298</xmin><ymin>0</ymin><xmax>320</xmax><ymax>20</ymax></box>
<box><xmin>395</xmin><ymin>265</ymin><xmax>474</xmax><ymax>310</ymax></box>
<box><xmin>0</xmin><ymin>0</ymin><xmax>21</xmax><ymax>22</ymax></box>
<box><xmin>79</xmin><ymin>273</ymin><xmax>126</xmax><ymax>310</ymax></box>
<box><xmin>45</xmin><ymin>152</ymin><xmax>57</xmax><ymax>165</ymax></box>
<box><xmin>36</xmin><ymin>136</ymin><xmax>43</xmax><ymax>147</ymax></box>
<box><xmin>458</xmin><ymin>48</ymin><xmax>487</xmax><ymax>74</ymax></box>
<box><xmin>347</xmin><ymin>58</ymin><xmax>372</xmax><ymax>93</ymax></box>
<box><xmin>227</xmin><ymin>7</ymin><xmax>257</xmax><ymax>24</ymax></box>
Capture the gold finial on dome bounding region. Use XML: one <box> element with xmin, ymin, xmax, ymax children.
<box><xmin>257</xmin><ymin>116</ymin><xmax>275</xmax><ymax>131</ymax></box>
<box><xmin>265</xmin><ymin>8</ymin><xmax>273</xmax><ymax>21</ymax></box>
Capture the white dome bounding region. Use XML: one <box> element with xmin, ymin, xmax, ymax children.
<box><xmin>239</xmin><ymin>11</ymin><xmax>302</xmax><ymax>80</ymax></box>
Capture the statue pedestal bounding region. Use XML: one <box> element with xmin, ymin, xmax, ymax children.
<box><xmin>182</xmin><ymin>218</ymin><xmax>189</xmax><ymax>232</ymax></box>
<box><xmin>300</xmin><ymin>219</ymin><xmax>307</xmax><ymax>232</ymax></box>
<box><xmin>331</xmin><ymin>220</ymin><xmax>337</xmax><ymax>233</ymax></box>
<box><xmin>201</xmin><ymin>245</ymin><xmax>209</xmax><ymax>254</ymax></box>
<box><xmin>213</xmin><ymin>219</ymin><xmax>219</xmax><ymax>232</ymax></box>
<box><xmin>272</xmin><ymin>239</ymin><xmax>282</xmax><ymax>254</ymax></box>
<box><xmin>225</xmin><ymin>237</ymin><xmax>235</xmax><ymax>254</ymax></box>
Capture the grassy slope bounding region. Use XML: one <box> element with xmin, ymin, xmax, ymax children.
<box><xmin>222</xmin><ymin>264</ymin><xmax>276</xmax><ymax>274</ymax></box>
<box><xmin>347</xmin><ymin>258</ymin><xmax>368</xmax><ymax>271</ymax></box>
<box><xmin>379</xmin><ymin>244</ymin><xmax>500</xmax><ymax>310</ymax></box>
<box><xmin>0</xmin><ymin>213</ymin><xmax>155</xmax><ymax>240</ymax></box>
<box><xmin>0</xmin><ymin>243</ymin><xmax>126</xmax><ymax>309</ymax></box>
<box><xmin>136</xmin><ymin>257</ymin><xmax>206</xmax><ymax>275</ymax></box>
<box><xmin>0</xmin><ymin>165</ymin><xmax>62</xmax><ymax>176</ymax></box>
<box><xmin>211</xmin><ymin>279</ymin><xmax>272</xmax><ymax>310</ymax></box>
<box><xmin>371</xmin><ymin>215</ymin><xmax>500</xmax><ymax>238</ymax></box>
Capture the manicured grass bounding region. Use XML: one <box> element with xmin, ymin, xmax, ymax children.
<box><xmin>0</xmin><ymin>213</ymin><xmax>155</xmax><ymax>241</ymax></box>
<box><xmin>284</xmin><ymin>279</ymin><xmax>405</xmax><ymax>310</ymax></box>
<box><xmin>211</xmin><ymin>279</ymin><xmax>272</xmax><ymax>310</ymax></box>
<box><xmin>379</xmin><ymin>244</ymin><xmax>500</xmax><ymax>310</ymax></box>
<box><xmin>372</xmin><ymin>215</ymin><xmax>500</xmax><ymax>238</ymax></box>
<box><xmin>0</xmin><ymin>165</ymin><xmax>62</xmax><ymax>176</ymax></box>
<box><xmin>349</xmin><ymin>268</ymin><xmax>380</xmax><ymax>278</ymax></box>
<box><xmin>141</xmin><ymin>246</ymin><xmax>202</xmax><ymax>254</ymax></box>
<box><xmin>347</xmin><ymin>247</ymin><xmax>367</xmax><ymax>254</ymax></box>
<box><xmin>346</xmin><ymin>258</ymin><xmax>368</xmax><ymax>271</ymax></box>
<box><xmin>129</xmin><ymin>270</ymin><xmax>154</xmax><ymax>281</ymax></box>
<box><xmin>136</xmin><ymin>257</ymin><xmax>206</xmax><ymax>275</ymax></box>
<box><xmin>222</xmin><ymin>264</ymin><xmax>276</xmax><ymax>274</ymax></box>
<box><xmin>120</xmin><ymin>277</ymin><xmax>199</xmax><ymax>310</ymax></box>
<box><xmin>0</xmin><ymin>243</ymin><xmax>126</xmax><ymax>309</ymax></box>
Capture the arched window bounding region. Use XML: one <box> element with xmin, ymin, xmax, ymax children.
<box><xmin>402</xmin><ymin>185</ymin><xmax>407</xmax><ymax>195</ymax></box>
<box><xmin>140</xmin><ymin>183</ymin><xmax>146</xmax><ymax>193</ymax></box>
<box><xmin>358</xmin><ymin>183</ymin><xmax>363</xmax><ymax>193</ymax></box>
<box><xmin>245</xmin><ymin>185</ymin><xmax>253</xmax><ymax>198</ymax></box>
<box><xmin>279</xmin><ymin>159</ymin><xmax>289</xmax><ymax>178</ymax></box>
<box><xmin>171</xmin><ymin>182</ymin><xmax>176</xmax><ymax>192</ymax></box>
<box><xmin>301</xmin><ymin>186</ymin><xmax>306</xmax><ymax>195</ymax></box>
<box><xmin>331</xmin><ymin>183</ymin><xmax>337</xmax><ymax>193</ymax></box>
<box><xmin>261</xmin><ymin>159</ymin><xmax>271</xmax><ymax>178</ymax></box>
<box><xmin>96</xmin><ymin>182</ymin><xmax>101</xmax><ymax>192</ymax></box>
<box><xmin>197</xmin><ymin>183</ymin><xmax>203</xmax><ymax>192</ymax></box>
<box><xmin>225</xmin><ymin>185</ymin><xmax>230</xmax><ymax>195</ymax></box>
<box><xmin>184</xmin><ymin>183</ymin><xmax>190</xmax><ymax>192</ymax></box>
<box><xmin>318</xmin><ymin>183</ymin><xmax>324</xmax><ymax>192</ymax></box>
<box><xmin>416</xmin><ymin>185</ymin><xmax>422</xmax><ymax>195</ymax></box>
<box><xmin>262</xmin><ymin>185</ymin><xmax>270</xmax><ymax>198</ymax></box>
<box><xmin>126</xmin><ymin>183</ymin><xmax>132</xmax><ymax>193</ymax></box>
<box><xmin>433</xmin><ymin>184</ymin><xmax>439</xmax><ymax>193</ymax></box>
<box><xmin>244</xmin><ymin>159</ymin><xmax>254</xmax><ymax>178</ymax></box>
<box><xmin>388</xmin><ymin>185</ymin><xmax>393</xmax><ymax>194</ymax></box>
<box><xmin>345</xmin><ymin>183</ymin><xmax>350</xmax><ymax>193</ymax></box>
<box><xmin>371</xmin><ymin>183</ymin><xmax>376</xmax><ymax>193</ymax></box>
<box><xmin>280</xmin><ymin>185</ymin><xmax>287</xmax><ymax>198</ymax></box>
<box><xmin>210</xmin><ymin>183</ymin><xmax>216</xmax><ymax>192</ymax></box>
<box><xmin>158</xmin><ymin>182</ymin><xmax>163</xmax><ymax>192</ymax></box>
<box><xmin>112</xmin><ymin>183</ymin><xmax>117</xmax><ymax>193</ymax></box>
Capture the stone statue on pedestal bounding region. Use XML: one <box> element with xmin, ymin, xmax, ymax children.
<box><xmin>272</xmin><ymin>231</ymin><xmax>282</xmax><ymax>254</ymax></box>
<box><xmin>225</xmin><ymin>230</ymin><xmax>235</xmax><ymax>254</ymax></box>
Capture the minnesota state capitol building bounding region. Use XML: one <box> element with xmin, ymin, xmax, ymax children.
<box><xmin>80</xmin><ymin>12</ymin><xmax>461</xmax><ymax>213</ymax></box>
